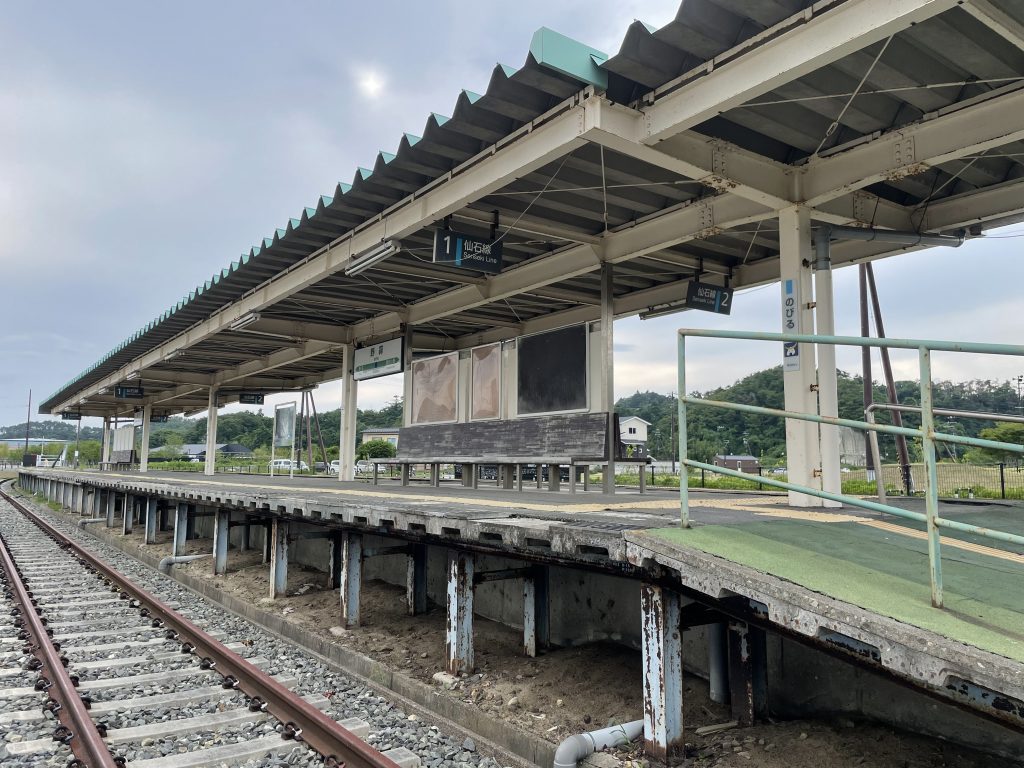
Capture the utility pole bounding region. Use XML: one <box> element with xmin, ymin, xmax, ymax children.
<box><xmin>23</xmin><ymin>389</ymin><xmax>32</xmax><ymax>459</ymax></box>
<box><xmin>1016</xmin><ymin>375</ymin><xmax>1023</xmax><ymax>413</ymax></box>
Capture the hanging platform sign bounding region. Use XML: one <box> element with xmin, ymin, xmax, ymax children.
<box><xmin>685</xmin><ymin>281</ymin><xmax>733</xmax><ymax>315</ymax></box>
<box><xmin>354</xmin><ymin>337</ymin><xmax>404</xmax><ymax>381</ymax></box>
<box><xmin>239</xmin><ymin>393</ymin><xmax>265</xmax><ymax>405</ymax></box>
<box><xmin>115</xmin><ymin>385</ymin><xmax>144</xmax><ymax>399</ymax></box>
<box><xmin>61</xmin><ymin>411</ymin><xmax>82</xmax><ymax>421</ymax></box>
<box><xmin>433</xmin><ymin>229</ymin><xmax>502</xmax><ymax>273</ymax></box>
<box><xmin>150</xmin><ymin>414</ymin><xmax>170</xmax><ymax>423</ymax></box>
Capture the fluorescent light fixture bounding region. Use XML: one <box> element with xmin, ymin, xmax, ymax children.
<box><xmin>229</xmin><ymin>312</ymin><xmax>261</xmax><ymax>331</ymax></box>
<box><xmin>639</xmin><ymin>301</ymin><xmax>688</xmax><ymax>320</ymax></box>
<box><xmin>345</xmin><ymin>240</ymin><xmax>400</xmax><ymax>276</ymax></box>
<box><xmin>125</xmin><ymin>371</ymin><xmax>140</xmax><ymax>381</ymax></box>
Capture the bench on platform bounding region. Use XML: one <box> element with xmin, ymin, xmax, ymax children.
<box><xmin>370</xmin><ymin>412</ymin><xmax>648</xmax><ymax>493</ymax></box>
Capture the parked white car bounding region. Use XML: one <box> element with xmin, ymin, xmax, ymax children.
<box><xmin>268</xmin><ymin>459</ymin><xmax>309</xmax><ymax>472</ymax></box>
<box><xmin>328</xmin><ymin>460</ymin><xmax>340</xmax><ymax>475</ymax></box>
<box><xmin>355</xmin><ymin>460</ymin><xmax>374</xmax><ymax>474</ymax></box>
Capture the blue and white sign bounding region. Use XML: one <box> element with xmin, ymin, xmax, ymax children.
<box><xmin>782</xmin><ymin>279</ymin><xmax>800</xmax><ymax>372</ymax></box>
<box><xmin>433</xmin><ymin>229</ymin><xmax>502</xmax><ymax>273</ymax></box>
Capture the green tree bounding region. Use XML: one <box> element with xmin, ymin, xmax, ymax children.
<box><xmin>963</xmin><ymin>422</ymin><xmax>1024</xmax><ymax>464</ymax></box>
<box><xmin>357</xmin><ymin>439</ymin><xmax>397</xmax><ymax>460</ymax></box>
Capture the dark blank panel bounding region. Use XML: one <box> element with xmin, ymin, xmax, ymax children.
<box><xmin>517</xmin><ymin>324</ymin><xmax>587</xmax><ymax>415</ymax></box>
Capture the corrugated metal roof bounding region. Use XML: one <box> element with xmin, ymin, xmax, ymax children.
<box><xmin>40</xmin><ymin>0</ymin><xmax>1024</xmax><ymax>415</ymax></box>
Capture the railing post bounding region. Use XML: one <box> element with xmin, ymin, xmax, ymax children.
<box><xmin>918</xmin><ymin>347</ymin><xmax>943</xmax><ymax>609</ymax></box>
<box><xmin>1000</xmin><ymin>463</ymin><xmax>1006</xmax><ymax>499</ymax></box>
<box><xmin>678</xmin><ymin>333</ymin><xmax>690</xmax><ymax>528</ymax></box>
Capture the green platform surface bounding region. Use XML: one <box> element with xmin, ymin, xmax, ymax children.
<box><xmin>639</xmin><ymin>515</ymin><xmax>1024</xmax><ymax>663</ymax></box>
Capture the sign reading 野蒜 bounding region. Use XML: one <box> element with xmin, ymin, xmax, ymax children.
<box><xmin>433</xmin><ymin>229</ymin><xmax>502</xmax><ymax>273</ymax></box>
<box><xmin>781</xmin><ymin>279</ymin><xmax>800</xmax><ymax>372</ymax></box>
<box><xmin>115</xmin><ymin>385</ymin><xmax>144</xmax><ymax>399</ymax></box>
<box><xmin>685</xmin><ymin>281</ymin><xmax>733</xmax><ymax>314</ymax></box>
<box><xmin>353</xmin><ymin>338</ymin><xmax>404</xmax><ymax>381</ymax></box>
<box><xmin>61</xmin><ymin>411</ymin><xmax>82</xmax><ymax>421</ymax></box>
<box><xmin>239</xmin><ymin>393</ymin><xmax>265</xmax><ymax>405</ymax></box>
<box><xmin>150</xmin><ymin>414</ymin><xmax>169</xmax><ymax>423</ymax></box>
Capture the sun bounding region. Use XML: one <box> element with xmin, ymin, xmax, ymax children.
<box><xmin>356</xmin><ymin>69</ymin><xmax>385</xmax><ymax>99</ymax></box>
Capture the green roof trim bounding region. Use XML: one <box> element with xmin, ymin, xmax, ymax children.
<box><xmin>529</xmin><ymin>27</ymin><xmax>608</xmax><ymax>89</ymax></box>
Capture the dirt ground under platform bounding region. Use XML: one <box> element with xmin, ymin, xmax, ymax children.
<box><xmin>66</xmin><ymin>511</ymin><xmax>1008</xmax><ymax>768</ymax></box>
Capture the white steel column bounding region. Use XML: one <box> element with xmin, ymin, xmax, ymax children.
<box><xmin>101</xmin><ymin>417</ymin><xmax>111</xmax><ymax>465</ymax></box>
<box><xmin>814</xmin><ymin>237</ymin><xmax>842</xmax><ymax>508</ymax></box>
<box><xmin>601</xmin><ymin>263</ymin><xmax>616</xmax><ymax>494</ymax></box>
<box><xmin>139</xmin><ymin>404</ymin><xmax>153</xmax><ymax>473</ymax></box>
<box><xmin>778</xmin><ymin>207</ymin><xmax>822</xmax><ymax>507</ymax></box>
<box><xmin>204</xmin><ymin>387</ymin><xmax>218</xmax><ymax>477</ymax></box>
<box><xmin>338</xmin><ymin>344</ymin><xmax>358</xmax><ymax>481</ymax></box>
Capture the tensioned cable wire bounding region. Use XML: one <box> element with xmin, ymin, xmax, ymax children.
<box><xmin>811</xmin><ymin>35</ymin><xmax>894</xmax><ymax>158</ymax></box>
<box><xmin>488</xmin><ymin>179</ymin><xmax>704</xmax><ymax>196</ymax></box>
<box><xmin>492</xmin><ymin>153</ymin><xmax>573</xmax><ymax>246</ymax></box>
<box><xmin>745</xmin><ymin>77</ymin><xmax>1024</xmax><ymax>107</ymax></box>
<box><xmin>741</xmin><ymin>220</ymin><xmax>764</xmax><ymax>265</ymax></box>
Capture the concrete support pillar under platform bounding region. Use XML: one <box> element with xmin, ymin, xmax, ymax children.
<box><xmin>407</xmin><ymin>543</ymin><xmax>428</xmax><ymax>616</ymax></box>
<box><xmin>92</xmin><ymin>488</ymin><xmax>102</xmax><ymax>518</ymax></box>
<box><xmin>239</xmin><ymin>517</ymin><xmax>251</xmax><ymax>551</ymax></box>
<box><xmin>728</xmin><ymin>621</ymin><xmax>768</xmax><ymax>726</ymax></box>
<box><xmin>523</xmin><ymin>565</ymin><xmax>550</xmax><ymax>657</ymax></box>
<box><xmin>144</xmin><ymin>497</ymin><xmax>158</xmax><ymax>544</ymax></box>
<box><xmin>123</xmin><ymin>494</ymin><xmax>134</xmax><ymax>535</ymax></box>
<box><xmin>186</xmin><ymin>504</ymin><xmax>197</xmax><ymax>540</ymax></box>
<box><xmin>446</xmin><ymin>550</ymin><xmax>475</xmax><ymax>676</ymax></box>
<box><xmin>106</xmin><ymin>491</ymin><xmax>116</xmax><ymax>527</ymax></box>
<box><xmin>269</xmin><ymin>518</ymin><xmax>290</xmax><ymax>599</ymax></box>
<box><xmin>173</xmin><ymin>502</ymin><xmax>188</xmax><ymax>557</ymax></box>
<box><xmin>340</xmin><ymin>532</ymin><xmax>363</xmax><ymax>627</ymax></box>
<box><xmin>158</xmin><ymin>500</ymin><xmax>170</xmax><ymax>532</ymax></box>
<box><xmin>213</xmin><ymin>509</ymin><xmax>230</xmax><ymax>575</ymax></box>
<box><xmin>641</xmin><ymin>583</ymin><xmax>684</xmax><ymax>763</ymax></box>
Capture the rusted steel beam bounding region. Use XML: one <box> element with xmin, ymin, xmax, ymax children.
<box><xmin>446</xmin><ymin>550</ymin><xmax>475</xmax><ymax>675</ymax></box>
<box><xmin>727</xmin><ymin>621</ymin><xmax>768</xmax><ymax>726</ymax></box>
<box><xmin>641</xmin><ymin>582</ymin><xmax>685</xmax><ymax>763</ymax></box>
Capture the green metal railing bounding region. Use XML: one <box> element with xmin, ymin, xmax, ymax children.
<box><xmin>677</xmin><ymin>329</ymin><xmax>1024</xmax><ymax>609</ymax></box>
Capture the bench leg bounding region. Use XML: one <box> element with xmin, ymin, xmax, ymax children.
<box><xmin>583</xmin><ymin>465</ymin><xmax>591</xmax><ymax>491</ymax></box>
<box><xmin>470</xmin><ymin>464</ymin><xmax>478</xmax><ymax>490</ymax></box>
<box><xmin>431</xmin><ymin>463</ymin><xmax>440</xmax><ymax>487</ymax></box>
<box><xmin>373</xmin><ymin>464</ymin><xmax>379</xmax><ymax>486</ymax></box>
<box><xmin>547</xmin><ymin>465</ymin><xmax>560</xmax><ymax>492</ymax></box>
<box><xmin>536</xmin><ymin>465</ymin><xmax>543</xmax><ymax>490</ymax></box>
<box><xmin>501</xmin><ymin>465</ymin><xmax>513</xmax><ymax>490</ymax></box>
<box><xmin>569</xmin><ymin>466</ymin><xmax>576</xmax><ymax>494</ymax></box>
<box><xmin>401</xmin><ymin>463</ymin><xmax>410</xmax><ymax>486</ymax></box>
<box><xmin>640</xmin><ymin>466</ymin><xmax>647</xmax><ymax>494</ymax></box>
<box><xmin>516</xmin><ymin>464</ymin><xmax>523</xmax><ymax>492</ymax></box>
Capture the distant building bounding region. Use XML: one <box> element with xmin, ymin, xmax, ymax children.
<box><xmin>714</xmin><ymin>454</ymin><xmax>760</xmax><ymax>472</ymax></box>
<box><xmin>362</xmin><ymin>427</ymin><xmax>399</xmax><ymax>447</ymax></box>
<box><xmin>619</xmin><ymin>415</ymin><xmax>651</xmax><ymax>460</ymax></box>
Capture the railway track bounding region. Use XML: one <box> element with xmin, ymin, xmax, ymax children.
<box><xmin>0</xmin><ymin>481</ymin><xmax>411</xmax><ymax>768</ymax></box>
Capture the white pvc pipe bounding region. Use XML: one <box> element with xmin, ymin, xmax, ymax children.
<box><xmin>158</xmin><ymin>554</ymin><xmax>211</xmax><ymax>574</ymax></box>
<box><xmin>553</xmin><ymin>720</ymin><xmax>644</xmax><ymax>768</ymax></box>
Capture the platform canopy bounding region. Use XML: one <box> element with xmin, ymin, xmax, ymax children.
<box><xmin>41</xmin><ymin>0</ymin><xmax>1024</xmax><ymax>417</ymax></box>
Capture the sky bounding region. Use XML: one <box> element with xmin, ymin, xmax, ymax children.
<box><xmin>1</xmin><ymin>1</ymin><xmax>1022</xmax><ymax>432</ymax></box>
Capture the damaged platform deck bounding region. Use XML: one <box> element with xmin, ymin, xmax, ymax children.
<box><xmin>20</xmin><ymin>468</ymin><xmax>1024</xmax><ymax>748</ymax></box>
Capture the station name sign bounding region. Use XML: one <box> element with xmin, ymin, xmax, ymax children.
<box><xmin>433</xmin><ymin>229</ymin><xmax>502</xmax><ymax>273</ymax></box>
<box><xmin>61</xmin><ymin>411</ymin><xmax>82</xmax><ymax>421</ymax></box>
<box><xmin>150</xmin><ymin>414</ymin><xmax>170</xmax><ymax>423</ymax></box>
<box><xmin>354</xmin><ymin>337</ymin><xmax>404</xmax><ymax>381</ymax></box>
<box><xmin>115</xmin><ymin>385</ymin><xmax>144</xmax><ymax>399</ymax></box>
<box><xmin>239</xmin><ymin>393</ymin><xmax>265</xmax><ymax>405</ymax></box>
<box><xmin>686</xmin><ymin>281</ymin><xmax>733</xmax><ymax>315</ymax></box>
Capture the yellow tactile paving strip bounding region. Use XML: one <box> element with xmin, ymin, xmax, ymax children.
<box><xmin>67</xmin><ymin>472</ymin><xmax>1023</xmax><ymax>564</ymax></box>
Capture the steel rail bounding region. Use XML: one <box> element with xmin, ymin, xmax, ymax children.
<box><xmin>0</xmin><ymin>482</ymin><xmax>401</xmax><ymax>768</ymax></box>
<box><xmin>0</xmin><ymin>530</ymin><xmax>118</xmax><ymax>767</ymax></box>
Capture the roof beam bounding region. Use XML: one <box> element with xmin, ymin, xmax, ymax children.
<box><xmin>961</xmin><ymin>0</ymin><xmax>1024</xmax><ymax>51</ymax></box>
<box><xmin>802</xmin><ymin>85</ymin><xmax>1024</xmax><ymax>206</ymax></box>
<box><xmin>639</xmin><ymin>0</ymin><xmax>960</xmax><ymax>144</ymax></box>
<box><xmin>349</xmin><ymin>194</ymin><xmax>772</xmax><ymax>340</ymax></box>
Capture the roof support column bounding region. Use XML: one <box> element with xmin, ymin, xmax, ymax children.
<box><xmin>101</xmin><ymin>417</ymin><xmax>111</xmax><ymax>465</ymax></box>
<box><xmin>139</xmin><ymin>403</ymin><xmax>153</xmax><ymax>473</ymax></box>
<box><xmin>204</xmin><ymin>387</ymin><xmax>218</xmax><ymax>477</ymax></box>
<box><xmin>778</xmin><ymin>207</ymin><xmax>822</xmax><ymax>507</ymax></box>
<box><xmin>813</xmin><ymin>230</ymin><xmax>842</xmax><ymax>507</ymax></box>
<box><xmin>601</xmin><ymin>262</ymin><xmax>616</xmax><ymax>495</ymax></box>
<box><xmin>338</xmin><ymin>344</ymin><xmax>358</xmax><ymax>482</ymax></box>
